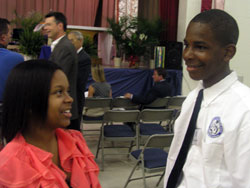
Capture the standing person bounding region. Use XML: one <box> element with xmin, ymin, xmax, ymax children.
<box><xmin>164</xmin><ymin>9</ymin><xmax>250</xmax><ymax>188</ymax></box>
<box><xmin>124</xmin><ymin>67</ymin><xmax>172</xmax><ymax>105</ymax></box>
<box><xmin>44</xmin><ymin>12</ymin><xmax>79</xmax><ymax>130</ymax></box>
<box><xmin>0</xmin><ymin>60</ymin><xmax>101</xmax><ymax>188</ymax></box>
<box><xmin>68</xmin><ymin>31</ymin><xmax>91</xmax><ymax>128</ymax></box>
<box><xmin>0</xmin><ymin>18</ymin><xmax>24</xmax><ymax>102</ymax></box>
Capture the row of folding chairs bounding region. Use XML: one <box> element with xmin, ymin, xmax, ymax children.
<box><xmin>94</xmin><ymin>108</ymin><xmax>175</xmax><ymax>187</ymax></box>
<box><xmin>81</xmin><ymin>96</ymin><xmax>186</xmax><ymax>134</ymax></box>
<box><xmin>81</xmin><ymin>97</ymin><xmax>185</xmax><ymax>187</ymax></box>
<box><xmin>95</xmin><ymin>109</ymin><xmax>175</xmax><ymax>169</ymax></box>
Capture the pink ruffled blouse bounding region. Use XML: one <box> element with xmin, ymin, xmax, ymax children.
<box><xmin>0</xmin><ymin>128</ymin><xmax>101</xmax><ymax>188</ymax></box>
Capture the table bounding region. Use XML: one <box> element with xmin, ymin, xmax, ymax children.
<box><xmin>38</xmin><ymin>47</ymin><xmax>182</xmax><ymax>96</ymax></box>
<box><xmin>86</xmin><ymin>68</ymin><xmax>182</xmax><ymax>97</ymax></box>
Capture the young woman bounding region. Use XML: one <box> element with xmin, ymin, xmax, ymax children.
<box><xmin>88</xmin><ymin>64</ymin><xmax>112</xmax><ymax>98</ymax></box>
<box><xmin>83</xmin><ymin>65</ymin><xmax>112</xmax><ymax>117</ymax></box>
<box><xmin>0</xmin><ymin>59</ymin><xmax>101</xmax><ymax>188</ymax></box>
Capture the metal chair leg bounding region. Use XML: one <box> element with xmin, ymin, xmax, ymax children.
<box><xmin>95</xmin><ymin>133</ymin><xmax>102</xmax><ymax>159</ymax></box>
<box><xmin>123</xmin><ymin>161</ymin><xmax>140</xmax><ymax>188</ymax></box>
<box><xmin>142</xmin><ymin>160</ymin><xmax>147</xmax><ymax>188</ymax></box>
<box><xmin>156</xmin><ymin>171</ymin><xmax>165</xmax><ymax>187</ymax></box>
<box><xmin>101</xmin><ymin>133</ymin><xmax>105</xmax><ymax>171</ymax></box>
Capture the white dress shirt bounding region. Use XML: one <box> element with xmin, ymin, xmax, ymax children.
<box><xmin>50</xmin><ymin>35</ymin><xmax>65</xmax><ymax>52</ymax></box>
<box><xmin>77</xmin><ymin>47</ymin><xmax>83</xmax><ymax>54</ymax></box>
<box><xmin>164</xmin><ymin>71</ymin><xmax>250</xmax><ymax>188</ymax></box>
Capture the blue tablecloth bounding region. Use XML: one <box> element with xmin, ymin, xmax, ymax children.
<box><xmin>87</xmin><ymin>68</ymin><xmax>182</xmax><ymax>97</ymax></box>
<box><xmin>38</xmin><ymin>46</ymin><xmax>182</xmax><ymax>97</ymax></box>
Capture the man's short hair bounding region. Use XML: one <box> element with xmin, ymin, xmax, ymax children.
<box><xmin>191</xmin><ymin>9</ymin><xmax>239</xmax><ymax>46</ymax></box>
<box><xmin>45</xmin><ymin>12</ymin><xmax>67</xmax><ymax>31</ymax></box>
<box><xmin>155</xmin><ymin>67</ymin><xmax>167</xmax><ymax>79</ymax></box>
<box><xmin>0</xmin><ymin>18</ymin><xmax>10</xmax><ymax>36</ymax></box>
<box><xmin>68</xmin><ymin>31</ymin><xmax>83</xmax><ymax>41</ymax></box>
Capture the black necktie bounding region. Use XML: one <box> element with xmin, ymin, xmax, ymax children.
<box><xmin>167</xmin><ymin>89</ymin><xmax>203</xmax><ymax>188</ymax></box>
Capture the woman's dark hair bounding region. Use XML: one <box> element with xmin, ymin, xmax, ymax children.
<box><xmin>1</xmin><ymin>59</ymin><xmax>61</xmax><ymax>142</ymax></box>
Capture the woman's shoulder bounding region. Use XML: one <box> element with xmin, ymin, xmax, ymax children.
<box><xmin>0</xmin><ymin>136</ymin><xmax>42</xmax><ymax>187</ymax></box>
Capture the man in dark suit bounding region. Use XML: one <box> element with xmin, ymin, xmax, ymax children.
<box><xmin>68</xmin><ymin>31</ymin><xmax>91</xmax><ymax>124</ymax></box>
<box><xmin>44</xmin><ymin>12</ymin><xmax>79</xmax><ymax>130</ymax></box>
<box><xmin>124</xmin><ymin>67</ymin><xmax>172</xmax><ymax>105</ymax></box>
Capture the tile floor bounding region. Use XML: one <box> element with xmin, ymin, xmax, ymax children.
<box><xmin>82</xmin><ymin>124</ymin><xmax>164</xmax><ymax>188</ymax></box>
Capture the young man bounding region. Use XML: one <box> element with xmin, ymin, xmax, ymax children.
<box><xmin>0</xmin><ymin>18</ymin><xmax>24</xmax><ymax>102</ymax></box>
<box><xmin>44</xmin><ymin>12</ymin><xmax>79</xmax><ymax>130</ymax></box>
<box><xmin>164</xmin><ymin>9</ymin><xmax>250</xmax><ymax>188</ymax></box>
<box><xmin>124</xmin><ymin>67</ymin><xmax>172</xmax><ymax>105</ymax></box>
<box><xmin>68</xmin><ymin>31</ymin><xmax>91</xmax><ymax>123</ymax></box>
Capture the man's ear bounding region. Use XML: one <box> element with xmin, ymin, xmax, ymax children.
<box><xmin>223</xmin><ymin>44</ymin><xmax>236</xmax><ymax>62</ymax></box>
<box><xmin>57</xmin><ymin>22</ymin><xmax>64</xmax><ymax>31</ymax></box>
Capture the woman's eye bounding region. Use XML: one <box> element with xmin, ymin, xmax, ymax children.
<box><xmin>56</xmin><ymin>90</ymin><xmax>63</xmax><ymax>95</ymax></box>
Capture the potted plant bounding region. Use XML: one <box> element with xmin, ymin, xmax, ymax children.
<box><xmin>123</xmin><ymin>17</ymin><xmax>163</xmax><ymax>68</ymax></box>
<box><xmin>106</xmin><ymin>16</ymin><xmax>131</xmax><ymax>67</ymax></box>
<box><xmin>12</xmin><ymin>11</ymin><xmax>45</xmax><ymax>59</ymax></box>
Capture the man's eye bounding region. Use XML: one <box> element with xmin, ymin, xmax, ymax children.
<box><xmin>196</xmin><ymin>45</ymin><xmax>207</xmax><ymax>50</ymax></box>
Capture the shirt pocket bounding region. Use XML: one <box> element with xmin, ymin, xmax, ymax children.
<box><xmin>202</xmin><ymin>142</ymin><xmax>223</xmax><ymax>187</ymax></box>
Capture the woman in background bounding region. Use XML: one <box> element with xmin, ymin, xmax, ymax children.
<box><xmin>0</xmin><ymin>60</ymin><xmax>101</xmax><ymax>188</ymax></box>
<box><xmin>83</xmin><ymin>65</ymin><xmax>112</xmax><ymax>118</ymax></box>
<box><xmin>88</xmin><ymin>64</ymin><xmax>112</xmax><ymax>98</ymax></box>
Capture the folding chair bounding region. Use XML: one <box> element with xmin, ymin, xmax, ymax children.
<box><xmin>96</xmin><ymin>110</ymin><xmax>140</xmax><ymax>170</ymax></box>
<box><xmin>81</xmin><ymin>98</ymin><xmax>112</xmax><ymax>135</ymax></box>
<box><xmin>167</xmin><ymin>96</ymin><xmax>186</xmax><ymax>132</ymax></box>
<box><xmin>141</xmin><ymin>97</ymin><xmax>170</xmax><ymax>110</ymax></box>
<box><xmin>139</xmin><ymin>109</ymin><xmax>175</xmax><ymax>144</ymax></box>
<box><xmin>124</xmin><ymin>134</ymin><xmax>174</xmax><ymax>188</ymax></box>
<box><xmin>167</xmin><ymin>96</ymin><xmax>186</xmax><ymax>110</ymax></box>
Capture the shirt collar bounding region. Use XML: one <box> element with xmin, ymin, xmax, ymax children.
<box><xmin>12</xmin><ymin>128</ymin><xmax>78</xmax><ymax>163</ymax></box>
<box><xmin>199</xmin><ymin>71</ymin><xmax>238</xmax><ymax>106</ymax></box>
<box><xmin>51</xmin><ymin>35</ymin><xmax>65</xmax><ymax>52</ymax></box>
<box><xmin>77</xmin><ymin>47</ymin><xmax>83</xmax><ymax>54</ymax></box>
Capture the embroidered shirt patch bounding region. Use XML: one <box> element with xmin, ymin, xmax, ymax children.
<box><xmin>207</xmin><ymin>117</ymin><xmax>223</xmax><ymax>138</ymax></box>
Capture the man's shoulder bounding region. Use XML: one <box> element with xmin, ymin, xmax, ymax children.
<box><xmin>0</xmin><ymin>48</ymin><xmax>24</xmax><ymax>61</ymax></box>
<box><xmin>78</xmin><ymin>49</ymin><xmax>91</xmax><ymax>64</ymax></box>
<box><xmin>154</xmin><ymin>80</ymin><xmax>171</xmax><ymax>89</ymax></box>
<box><xmin>56</xmin><ymin>36</ymin><xmax>75</xmax><ymax>51</ymax></box>
<box><xmin>79</xmin><ymin>49</ymin><xmax>90</xmax><ymax>59</ymax></box>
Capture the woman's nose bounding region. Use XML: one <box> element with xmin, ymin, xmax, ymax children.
<box><xmin>65</xmin><ymin>93</ymin><xmax>73</xmax><ymax>103</ymax></box>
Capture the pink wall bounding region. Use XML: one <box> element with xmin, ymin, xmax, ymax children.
<box><xmin>0</xmin><ymin>0</ymin><xmax>115</xmax><ymax>27</ymax></box>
